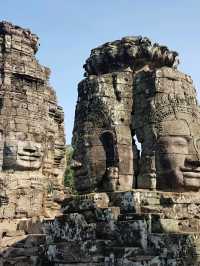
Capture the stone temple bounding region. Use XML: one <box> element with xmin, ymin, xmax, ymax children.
<box><xmin>0</xmin><ymin>21</ymin><xmax>66</xmax><ymax>233</ymax></box>
<box><xmin>1</xmin><ymin>22</ymin><xmax>200</xmax><ymax>266</ymax></box>
<box><xmin>72</xmin><ymin>36</ymin><xmax>200</xmax><ymax>193</ymax></box>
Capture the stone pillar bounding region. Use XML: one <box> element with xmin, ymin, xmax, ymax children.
<box><xmin>0</xmin><ymin>21</ymin><xmax>66</xmax><ymax>219</ymax></box>
<box><xmin>72</xmin><ymin>71</ymin><xmax>134</xmax><ymax>193</ymax></box>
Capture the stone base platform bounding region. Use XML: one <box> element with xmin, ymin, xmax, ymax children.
<box><xmin>1</xmin><ymin>190</ymin><xmax>200</xmax><ymax>265</ymax></box>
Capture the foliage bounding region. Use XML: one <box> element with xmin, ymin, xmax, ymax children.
<box><xmin>64</xmin><ymin>145</ymin><xmax>75</xmax><ymax>192</ymax></box>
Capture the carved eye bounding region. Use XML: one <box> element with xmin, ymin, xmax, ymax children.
<box><xmin>172</xmin><ymin>137</ymin><xmax>188</xmax><ymax>147</ymax></box>
<box><xmin>4</xmin><ymin>146</ymin><xmax>15</xmax><ymax>156</ymax></box>
<box><xmin>34</xmin><ymin>134</ymin><xmax>44</xmax><ymax>143</ymax></box>
<box><xmin>17</xmin><ymin>132</ymin><xmax>27</xmax><ymax>141</ymax></box>
<box><xmin>156</xmin><ymin>143</ymin><xmax>167</xmax><ymax>153</ymax></box>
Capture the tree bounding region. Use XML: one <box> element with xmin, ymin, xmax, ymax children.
<box><xmin>64</xmin><ymin>145</ymin><xmax>75</xmax><ymax>192</ymax></box>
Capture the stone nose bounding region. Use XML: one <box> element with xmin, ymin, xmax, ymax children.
<box><xmin>23</xmin><ymin>143</ymin><xmax>37</xmax><ymax>153</ymax></box>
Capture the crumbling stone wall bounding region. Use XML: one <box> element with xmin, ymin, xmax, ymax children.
<box><xmin>0</xmin><ymin>21</ymin><xmax>66</xmax><ymax>219</ymax></box>
<box><xmin>0</xmin><ymin>21</ymin><xmax>67</xmax><ymax>265</ymax></box>
<box><xmin>72</xmin><ymin>36</ymin><xmax>180</xmax><ymax>193</ymax></box>
<box><xmin>72</xmin><ymin>71</ymin><xmax>134</xmax><ymax>192</ymax></box>
<box><xmin>61</xmin><ymin>37</ymin><xmax>200</xmax><ymax>265</ymax></box>
<box><xmin>133</xmin><ymin>67</ymin><xmax>200</xmax><ymax>191</ymax></box>
<box><xmin>1</xmin><ymin>24</ymin><xmax>200</xmax><ymax>266</ymax></box>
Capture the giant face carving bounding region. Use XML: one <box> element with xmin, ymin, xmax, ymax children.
<box><xmin>0</xmin><ymin>76</ymin><xmax>65</xmax><ymax>176</ymax></box>
<box><xmin>3</xmin><ymin>132</ymin><xmax>44</xmax><ymax>170</ymax></box>
<box><xmin>72</xmin><ymin>71</ymin><xmax>134</xmax><ymax>193</ymax></box>
<box><xmin>72</xmin><ymin>131</ymin><xmax>111</xmax><ymax>192</ymax></box>
<box><xmin>0</xmin><ymin>75</ymin><xmax>66</xmax><ymax>218</ymax></box>
<box><xmin>0</xmin><ymin>22</ymin><xmax>66</xmax><ymax>219</ymax></box>
<box><xmin>156</xmin><ymin>119</ymin><xmax>200</xmax><ymax>191</ymax></box>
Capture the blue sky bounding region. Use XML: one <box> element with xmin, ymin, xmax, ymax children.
<box><xmin>1</xmin><ymin>0</ymin><xmax>200</xmax><ymax>143</ymax></box>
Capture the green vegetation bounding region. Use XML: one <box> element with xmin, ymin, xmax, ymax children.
<box><xmin>64</xmin><ymin>145</ymin><xmax>75</xmax><ymax>192</ymax></box>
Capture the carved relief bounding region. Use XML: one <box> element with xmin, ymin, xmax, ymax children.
<box><xmin>134</xmin><ymin>67</ymin><xmax>200</xmax><ymax>191</ymax></box>
<box><xmin>72</xmin><ymin>72</ymin><xmax>133</xmax><ymax>193</ymax></box>
<box><xmin>74</xmin><ymin>36</ymin><xmax>200</xmax><ymax>192</ymax></box>
<box><xmin>0</xmin><ymin>22</ymin><xmax>65</xmax><ymax>218</ymax></box>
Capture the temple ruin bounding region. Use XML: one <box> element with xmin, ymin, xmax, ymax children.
<box><xmin>1</xmin><ymin>22</ymin><xmax>200</xmax><ymax>265</ymax></box>
<box><xmin>0</xmin><ymin>21</ymin><xmax>66</xmax><ymax>264</ymax></box>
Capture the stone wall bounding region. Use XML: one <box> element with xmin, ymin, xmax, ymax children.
<box><xmin>0</xmin><ymin>21</ymin><xmax>67</xmax><ymax>265</ymax></box>
<box><xmin>133</xmin><ymin>67</ymin><xmax>200</xmax><ymax>190</ymax></box>
<box><xmin>2</xmin><ymin>190</ymin><xmax>200</xmax><ymax>265</ymax></box>
<box><xmin>66</xmin><ymin>36</ymin><xmax>200</xmax><ymax>265</ymax></box>
<box><xmin>1</xmin><ymin>26</ymin><xmax>200</xmax><ymax>266</ymax></box>
<box><xmin>72</xmin><ymin>71</ymin><xmax>134</xmax><ymax>192</ymax></box>
<box><xmin>72</xmin><ymin>36</ymin><xmax>180</xmax><ymax>194</ymax></box>
<box><xmin>43</xmin><ymin>190</ymin><xmax>200</xmax><ymax>265</ymax></box>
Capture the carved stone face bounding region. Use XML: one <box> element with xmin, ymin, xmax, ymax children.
<box><xmin>0</xmin><ymin>22</ymin><xmax>66</xmax><ymax>219</ymax></box>
<box><xmin>156</xmin><ymin>120</ymin><xmax>200</xmax><ymax>190</ymax></box>
<box><xmin>0</xmin><ymin>76</ymin><xmax>65</xmax><ymax>174</ymax></box>
<box><xmin>72</xmin><ymin>136</ymin><xmax>107</xmax><ymax>192</ymax></box>
<box><xmin>3</xmin><ymin>132</ymin><xmax>44</xmax><ymax>170</ymax></box>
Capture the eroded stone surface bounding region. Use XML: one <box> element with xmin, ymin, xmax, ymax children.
<box><xmin>133</xmin><ymin>67</ymin><xmax>200</xmax><ymax>191</ymax></box>
<box><xmin>0</xmin><ymin>21</ymin><xmax>66</xmax><ymax>219</ymax></box>
<box><xmin>69</xmin><ymin>36</ymin><xmax>200</xmax><ymax>265</ymax></box>
<box><xmin>41</xmin><ymin>191</ymin><xmax>200</xmax><ymax>265</ymax></box>
<box><xmin>2</xmin><ymin>27</ymin><xmax>200</xmax><ymax>266</ymax></box>
<box><xmin>83</xmin><ymin>36</ymin><xmax>179</xmax><ymax>76</ymax></box>
<box><xmin>72</xmin><ymin>71</ymin><xmax>134</xmax><ymax>193</ymax></box>
<box><xmin>73</xmin><ymin>35</ymin><xmax>200</xmax><ymax>193</ymax></box>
